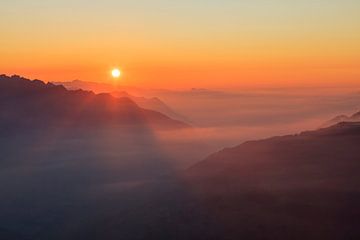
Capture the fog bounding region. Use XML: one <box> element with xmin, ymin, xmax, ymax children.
<box><xmin>142</xmin><ymin>87</ymin><xmax>360</xmax><ymax>167</ymax></box>
<box><xmin>2</xmin><ymin>84</ymin><xmax>360</xmax><ymax>239</ymax></box>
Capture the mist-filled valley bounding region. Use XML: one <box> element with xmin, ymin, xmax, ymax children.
<box><xmin>1</xmin><ymin>74</ymin><xmax>360</xmax><ymax>239</ymax></box>
<box><xmin>2</xmin><ymin>0</ymin><xmax>360</xmax><ymax>238</ymax></box>
<box><xmin>56</xmin><ymin>79</ymin><xmax>360</xmax><ymax>167</ymax></box>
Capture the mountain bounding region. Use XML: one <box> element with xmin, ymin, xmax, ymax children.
<box><xmin>321</xmin><ymin>111</ymin><xmax>360</xmax><ymax>128</ymax></box>
<box><xmin>185</xmin><ymin>121</ymin><xmax>360</xmax><ymax>240</ymax></box>
<box><xmin>0</xmin><ymin>75</ymin><xmax>189</xmax><ymax>132</ymax></box>
<box><xmin>111</xmin><ymin>91</ymin><xmax>189</xmax><ymax>123</ymax></box>
<box><xmin>53</xmin><ymin>80</ymin><xmax>189</xmax><ymax>123</ymax></box>
<box><xmin>0</xmin><ymin>75</ymin><xmax>192</xmax><ymax>240</ymax></box>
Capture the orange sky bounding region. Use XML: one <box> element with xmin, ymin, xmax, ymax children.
<box><xmin>1</xmin><ymin>1</ymin><xmax>359</xmax><ymax>89</ymax></box>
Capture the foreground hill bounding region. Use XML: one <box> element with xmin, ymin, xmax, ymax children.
<box><xmin>0</xmin><ymin>75</ymin><xmax>189</xmax><ymax>132</ymax></box>
<box><xmin>186</xmin><ymin>121</ymin><xmax>360</xmax><ymax>240</ymax></box>
<box><xmin>0</xmin><ymin>76</ymin><xmax>193</xmax><ymax>240</ymax></box>
<box><xmin>61</xmin><ymin>121</ymin><xmax>360</xmax><ymax>240</ymax></box>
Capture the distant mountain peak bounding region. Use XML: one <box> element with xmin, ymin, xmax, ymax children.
<box><xmin>321</xmin><ymin>111</ymin><xmax>360</xmax><ymax>128</ymax></box>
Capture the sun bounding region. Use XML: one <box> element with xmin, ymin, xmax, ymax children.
<box><xmin>111</xmin><ymin>68</ymin><xmax>121</xmax><ymax>78</ymax></box>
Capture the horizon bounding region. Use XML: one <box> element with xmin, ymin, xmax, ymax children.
<box><xmin>1</xmin><ymin>1</ymin><xmax>360</xmax><ymax>240</ymax></box>
<box><xmin>3</xmin><ymin>73</ymin><xmax>360</xmax><ymax>93</ymax></box>
<box><xmin>1</xmin><ymin>0</ymin><xmax>360</xmax><ymax>89</ymax></box>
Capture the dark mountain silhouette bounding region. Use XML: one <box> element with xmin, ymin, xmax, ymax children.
<box><xmin>0</xmin><ymin>75</ymin><xmax>189</xmax><ymax>132</ymax></box>
<box><xmin>0</xmin><ymin>75</ymin><xmax>196</xmax><ymax>240</ymax></box>
<box><xmin>185</xmin><ymin>121</ymin><xmax>360</xmax><ymax>240</ymax></box>
<box><xmin>321</xmin><ymin>111</ymin><xmax>360</xmax><ymax>128</ymax></box>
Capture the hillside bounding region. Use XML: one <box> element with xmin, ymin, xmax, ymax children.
<box><xmin>185</xmin><ymin>121</ymin><xmax>360</xmax><ymax>240</ymax></box>
<box><xmin>0</xmin><ymin>75</ymin><xmax>189</xmax><ymax>132</ymax></box>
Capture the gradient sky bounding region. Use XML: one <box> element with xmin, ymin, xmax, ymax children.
<box><xmin>1</xmin><ymin>0</ymin><xmax>359</xmax><ymax>88</ymax></box>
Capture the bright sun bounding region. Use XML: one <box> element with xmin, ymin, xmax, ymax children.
<box><xmin>111</xmin><ymin>68</ymin><xmax>121</xmax><ymax>78</ymax></box>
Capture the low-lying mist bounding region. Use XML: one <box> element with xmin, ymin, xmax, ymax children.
<box><xmin>146</xmin><ymin>87</ymin><xmax>360</xmax><ymax>167</ymax></box>
<box><xmin>2</xmin><ymin>80</ymin><xmax>360</xmax><ymax>239</ymax></box>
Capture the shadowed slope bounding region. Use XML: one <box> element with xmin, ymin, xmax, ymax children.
<box><xmin>0</xmin><ymin>75</ymin><xmax>189</xmax><ymax>132</ymax></box>
<box><xmin>186</xmin><ymin>121</ymin><xmax>360</xmax><ymax>240</ymax></box>
<box><xmin>0</xmin><ymin>75</ymin><xmax>195</xmax><ymax>240</ymax></box>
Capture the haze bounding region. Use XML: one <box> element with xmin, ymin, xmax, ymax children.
<box><xmin>1</xmin><ymin>0</ymin><xmax>360</xmax><ymax>88</ymax></box>
<box><xmin>1</xmin><ymin>1</ymin><xmax>360</xmax><ymax>239</ymax></box>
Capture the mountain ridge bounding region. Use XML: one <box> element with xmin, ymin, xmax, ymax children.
<box><xmin>184</xmin><ymin>120</ymin><xmax>360</xmax><ymax>239</ymax></box>
<box><xmin>0</xmin><ymin>74</ymin><xmax>190</xmax><ymax>131</ymax></box>
<box><xmin>53</xmin><ymin>79</ymin><xmax>190</xmax><ymax>123</ymax></box>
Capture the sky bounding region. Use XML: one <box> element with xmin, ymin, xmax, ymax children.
<box><xmin>1</xmin><ymin>0</ymin><xmax>359</xmax><ymax>88</ymax></box>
